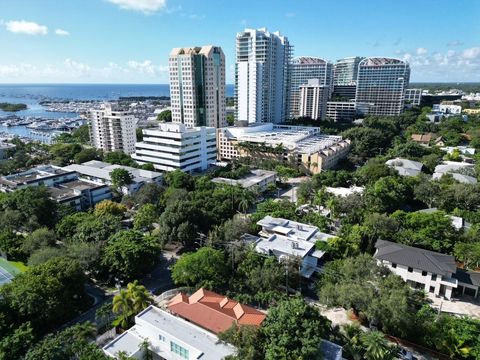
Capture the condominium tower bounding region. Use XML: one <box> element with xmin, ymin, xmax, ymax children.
<box><xmin>288</xmin><ymin>57</ymin><xmax>333</xmax><ymax>118</ymax></box>
<box><xmin>356</xmin><ymin>57</ymin><xmax>410</xmax><ymax>116</ymax></box>
<box><xmin>299</xmin><ymin>79</ymin><xmax>330</xmax><ymax>120</ymax></box>
<box><xmin>235</xmin><ymin>28</ymin><xmax>292</xmax><ymax>124</ymax></box>
<box><xmin>169</xmin><ymin>46</ymin><xmax>226</xmax><ymax>128</ymax></box>
<box><xmin>333</xmin><ymin>57</ymin><xmax>364</xmax><ymax>86</ymax></box>
<box><xmin>88</xmin><ymin>103</ymin><xmax>137</xmax><ymax>155</ymax></box>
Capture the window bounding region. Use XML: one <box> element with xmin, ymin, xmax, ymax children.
<box><xmin>391</xmin><ymin>263</ymin><xmax>397</xmax><ymax>268</ymax></box>
<box><xmin>159</xmin><ymin>334</ymin><xmax>166</xmax><ymax>342</ymax></box>
<box><xmin>422</xmin><ymin>271</ymin><xmax>427</xmax><ymax>276</ymax></box>
<box><xmin>170</xmin><ymin>341</ymin><xmax>189</xmax><ymax>359</ymax></box>
<box><xmin>431</xmin><ymin>274</ymin><xmax>437</xmax><ymax>281</ymax></box>
<box><xmin>407</xmin><ymin>267</ymin><xmax>413</xmax><ymax>273</ymax></box>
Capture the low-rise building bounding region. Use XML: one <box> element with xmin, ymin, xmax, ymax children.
<box><xmin>325</xmin><ymin>186</ymin><xmax>364</xmax><ymax>197</ymax></box>
<box><xmin>385</xmin><ymin>157</ymin><xmax>423</xmax><ymax>176</ymax></box>
<box><xmin>405</xmin><ymin>88</ymin><xmax>423</xmax><ymax>106</ymax></box>
<box><xmin>441</xmin><ymin>146</ymin><xmax>475</xmax><ymax>156</ymax></box>
<box><xmin>374</xmin><ymin>240</ymin><xmax>479</xmax><ymax>299</ymax></box>
<box><xmin>103</xmin><ymin>305</ymin><xmax>235</xmax><ymax>359</ymax></box>
<box><xmin>433</xmin><ymin>104</ymin><xmax>462</xmax><ymax>114</ymax></box>
<box><xmin>211</xmin><ymin>169</ymin><xmax>276</xmax><ymax>191</ymax></box>
<box><xmin>168</xmin><ymin>288</ymin><xmax>266</xmax><ymax>334</ymax></box>
<box><xmin>0</xmin><ymin>165</ymin><xmax>111</xmax><ymax>210</ymax></box>
<box><xmin>132</xmin><ymin>123</ymin><xmax>216</xmax><ymax>173</ymax></box>
<box><xmin>254</xmin><ymin>216</ymin><xmax>336</xmax><ymax>278</ymax></box>
<box><xmin>64</xmin><ymin>160</ymin><xmax>162</xmax><ymax>195</ymax></box>
<box><xmin>217</xmin><ymin>123</ymin><xmax>350</xmax><ymax>174</ymax></box>
<box><xmin>433</xmin><ymin>161</ymin><xmax>477</xmax><ymax>184</ymax></box>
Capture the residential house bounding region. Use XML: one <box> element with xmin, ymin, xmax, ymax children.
<box><xmin>168</xmin><ymin>288</ymin><xmax>265</xmax><ymax>335</ymax></box>
<box><xmin>103</xmin><ymin>305</ymin><xmax>235</xmax><ymax>359</ymax></box>
<box><xmin>385</xmin><ymin>158</ymin><xmax>423</xmax><ymax>176</ymax></box>
<box><xmin>432</xmin><ymin>161</ymin><xmax>477</xmax><ymax>184</ymax></box>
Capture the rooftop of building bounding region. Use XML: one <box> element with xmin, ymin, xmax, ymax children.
<box><xmin>292</xmin><ymin>56</ymin><xmax>329</xmax><ymax>65</ymax></box>
<box><xmin>48</xmin><ymin>179</ymin><xmax>106</xmax><ymax>202</ymax></box>
<box><xmin>103</xmin><ymin>305</ymin><xmax>235</xmax><ymax>359</ymax></box>
<box><xmin>385</xmin><ymin>158</ymin><xmax>424</xmax><ymax>176</ymax></box>
<box><xmin>143</xmin><ymin>122</ymin><xmax>216</xmax><ymax>134</ymax></box>
<box><xmin>0</xmin><ymin>142</ymin><xmax>16</xmax><ymax>150</ymax></box>
<box><xmin>168</xmin><ymin>288</ymin><xmax>266</xmax><ymax>334</ymax></box>
<box><xmin>0</xmin><ymin>165</ymin><xmax>73</xmax><ymax>187</ymax></box>
<box><xmin>170</xmin><ymin>45</ymin><xmax>222</xmax><ymax>56</ymax></box>
<box><xmin>374</xmin><ymin>239</ymin><xmax>457</xmax><ymax>275</ymax></box>
<box><xmin>360</xmin><ymin>57</ymin><xmax>407</xmax><ymax>66</ymax></box>
<box><xmin>325</xmin><ymin>186</ymin><xmax>365</xmax><ymax>197</ymax></box>
<box><xmin>221</xmin><ymin>123</ymin><xmax>345</xmax><ymax>155</ymax></box>
<box><xmin>211</xmin><ymin>169</ymin><xmax>276</xmax><ymax>188</ymax></box>
<box><xmin>64</xmin><ymin>160</ymin><xmax>162</xmax><ymax>183</ymax></box>
<box><xmin>255</xmin><ymin>232</ymin><xmax>317</xmax><ymax>259</ymax></box>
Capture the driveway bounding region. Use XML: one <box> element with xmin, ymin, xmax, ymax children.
<box><xmin>428</xmin><ymin>294</ymin><xmax>480</xmax><ymax>319</ymax></box>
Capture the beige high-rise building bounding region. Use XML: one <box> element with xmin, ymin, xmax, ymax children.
<box><xmin>169</xmin><ymin>46</ymin><xmax>226</xmax><ymax>128</ymax></box>
<box><xmin>88</xmin><ymin>103</ymin><xmax>137</xmax><ymax>155</ymax></box>
<box><xmin>299</xmin><ymin>79</ymin><xmax>330</xmax><ymax>120</ymax></box>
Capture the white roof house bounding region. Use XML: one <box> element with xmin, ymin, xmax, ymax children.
<box><xmin>385</xmin><ymin>158</ymin><xmax>423</xmax><ymax>176</ymax></box>
<box><xmin>103</xmin><ymin>305</ymin><xmax>235</xmax><ymax>360</ymax></box>
<box><xmin>255</xmin><ymin>216</ymin><xmax>336</xmax><ymax>278</ymax></box>
<box><xmin>211</xmin><ymin>169</ymin><xmax>276</xmax><ymax>190</ymax></box>
<box><xmin>63</xmin><ymin>160</ymin><xmax>163</xmax><ymax>195</ymax></box>
<box><xmin>433</xmin><ymin>161</ymin><xmax>477</xmax><ymax>184</ymax></box>
<box><xmin>325</xmin><ymin>186</ymin><xmax>364</xmax><ymax>197</ymax></box>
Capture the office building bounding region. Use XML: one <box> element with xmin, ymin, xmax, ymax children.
<box><xmin>333</xmin><ymin>57</ymin><xmax>364</xmax><ymax>86</ymax></box>
<box><xmin>217</xmin><ymin>123</ymin><xmax>351</xmax><ymax>174</ymax></box>
<box><xmin>326</xmin><ymin>101</ymin><xmax>369</xmax><ymax>122</ymax></box>
<box><xmin>299</xmin><ymin>79</ymin><xmax>330</xmax><ymax>120</ymax></box>
<box><xmin>0</xmin><ymin>165</ymin><xmax>111</xmax><ymax>210</ymax></box>
<box><xmin>63</xmin><ymin>160</ymin><xmax>163</xmax><ymax>195</ymax></box>
<box><xmin>103</xmin><ymin>305</ymin><xmax>235</xmax><ymax>359</ymax></box>
<box><xmin>132</xmin><ymin>123</ymin><xmax>216</xmax><ymax>173</ymax></box>
<box><xmin>88</xmin><ymin>103</ymin><xmax>137</xmax><ymax>155</ymax></box>
<box><xmin>356</xmin><ymin>57</ymin><xmax>410</xmax><ymax>116</ymax></box>
<box><xmin>331</xmin><ymin>85</ymin><xmax>357</xmax><ymax>100</ymax></box>
<box><xmin>405</xmin><ymin>88</ymin><xmax>423</xmax><ymax>106</ymax></box>
<box><xmin>288</xmin><ymin>57</ymin><xmax>333</xmax><ymax>118</ymax></box>
<box><xmin>235</xmin><ymin>28</ymin><xmax>292</xmax><ymax>124</ymax></box>
<box><xmin>169</xmin><ymin>46</ymin><xmax>226</xmax><ymax>128</ymax></box>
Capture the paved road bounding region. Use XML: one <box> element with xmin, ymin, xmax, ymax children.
<box><xmin>58</xmin><ymin>252</ymin><xmax>175</xmax><ymax>330</ymax></box>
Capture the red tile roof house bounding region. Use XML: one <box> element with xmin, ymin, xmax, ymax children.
<box><xmin>168</xmin><ymin>288</ymin><xmax>266</xmax><ymax>334</ymax></box>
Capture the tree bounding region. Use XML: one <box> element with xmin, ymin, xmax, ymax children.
<box><xmin>112</xmin><ymin>281</ymin><xmax>153</xmax><ymax>329</ymax></box>
<box><xmin>101</xmin><ymin>230</ymin><xmax>159</xmax><ymax>281</ymax></box>
<box><xmin>361</xmin><ymin>331</ymin><xmax>397</xmax><ymax>360</ymax></box>
<box><xmin>157</xmin><ymin>109</ymin><xmax>172</xmax><ymax>122</ymax></box>
<box><xmin>171</xmin><ymin>247</ymin><xmax>228</xmax><ymax>289</ymax></box>
<box><xmin>0</xmin><ymin>322</ymin><xmax>35</xmax><ymax>360</ymax></box>
<box><xmin>133</xmin><ymin>204</ymin><xmax>158</xmax><ymax>231</ymax></box>
<box><xmin>262</xmin><ymin>297</ymin><xmax>331</xmax><ymax>360</ymax></box>
<box><xmin>74</xmin><ymin>148</ymin><xmax>101</xmax><ymax>164</ymax></box>
<box><xmin>455</xmin><ymin>242</ymin><xmax>480</xmax><ymax>269</ymax></box>
<box><xmin>56</xmin><ymin>212</ymin><xmax>121</xmax><ymax>244</ymax></box>
<box><xmin>28</xmin><ymin>247</ymin><xmax>65</xmax><ymax>266</ymax></box>
<box><xmin>71</xmin><ymin>124</ymin><xmax>90</xmax><ymax>144</ymax></box>
<box><xmin>208</xmin><ymin>217</ymin><xmax>252</xmax><ymax>245</ymax></box>
<box><xmin>218</xmin><ymin>324</ymin><xmax>264</xmax><ymax>360</ymax></box>
<box><xmin>365</xmin><ymin>176</ymin><xmax>412</xmax><ymax>213</ymax></box>
<box><xmin>65</xmin><ymin>241</ymin><xmax>102</xmax><ymax>273</ymax></box>
<box><xmin>22</xmin><ymin>227</ymin><xmax>56</xmax><ymax>255</ymax></box>
<box><xmin>94</xmin><ymin>200</ymin><xmax>127</xmax><ymax>218</ymax></box>
<box><xmin>110</xmin><ymin>168</ymin><xmax>133</xmax><ymax>191</ymax></box>
<box><xmin>414</xmin><ymin>179</ymin><xmax>441</xmax><ymax>208</ymax></box>
<box><xmin>157</xmin><ymin>200</ymin><xmax>201</xmax><ymax>247</ymax></box>
<box><xmin>0</xmin><ymin>230</ymin><xmax>26</xmax><ymax>261</ymax></box>
<box><xmin>126</xmin><ymin>182</ymin><xmax>164</xmax><ymax>207</ymax></box>
<box><xmin>0</xmin><ymin>257</ymin><xmax>87</xmax><ymax>332</ymax></box>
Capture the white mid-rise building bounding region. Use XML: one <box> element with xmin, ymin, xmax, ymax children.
<box><xmin>432</xmin><ymin>104</ymin><xmax>462</xmax><ymax>114</ymax></box>
<box><xmin>356</xmin><ymin>57</ymin><xmax>410</xmax><ymax>116</ymax></box>
<box><xmin>299</xmin><ymin>79</ymin><xmax>330</xmax><ymax>120</ymax></box>
<box><xmin>235</xmin><ymin>28</ymin><xmax>292</xmax><ymax>124</ymax></box>
<box><xmin>169</xmin><ymin>46</ymin><xmax>226</xmax><ymax>128</ymax></box>
<box><xmin>103</xmin><ymin>305</ymin><xmax>235</xmax><ymax>359</ymax></box>
<box><xmin>88</xmin><ymin>103</ymin><xmax>137</xmax><ymax>155</ymax></box>
<box><xmin>132</xmin><ymin>123</ymin><xmax>216</xmax><ymax>173</ymax></box>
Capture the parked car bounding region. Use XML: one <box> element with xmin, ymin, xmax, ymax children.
<box><xmin>397</xmin><ymin>348</ymin><xmax>413</xmax><ymax>360</ymax></box>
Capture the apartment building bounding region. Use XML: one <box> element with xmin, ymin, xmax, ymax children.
<box><xmin>169</xmin><ymin>46</ymin><xmax>226</xmax><ymax>128</ymax></box>
<box><xmin>216</xmin><ymin>123</ymin><xmax>351</xmax><ymax>174</ymax></box>
<box><xmin>235</xmin><ymin>28</ymin><xmax>292</xmax><ymax>123</ymax></box>
<box><xmin>132</xmin><ymin>123</ymin><xmax>216</xmax><ymax>173</ymax></box>
<box><xmin>88</xmin><ymin>103</ymin><xmax>137</xmax><ymax>154</ymax></box>
<box><xmin>288</xmin><ymin>57</ymin><xmax>333</xmax><ymax>118</ymax></box>
<box><xmin>405</xmin><ymin>88</ymin><xmax>423</xmax><ymax>106</ymax></box>
<box><xmin>299</xmin><ymin>79</ymin><xmax>330</xmax><ymax>120</ymax></box>
<box><xmin>326</xmin><ymin>101</ymin><xmax>370</xmax><ymax>122</ymax></box>
<box><xmin>333</xmin><ymin>57</ymin><xmax>364</xmax><ymax>86</ymax></box>
<box><xmin>356</xmin><ymin>57</ymin><xmax>410</xmax><ymax>116</ymax></box>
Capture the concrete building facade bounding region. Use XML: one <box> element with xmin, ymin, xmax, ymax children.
<box><xmin>169</xmin><ymin>46</ymin><xmax>226</xmax><ymax>128</ymax></box>
<box><xmin>288</xmin><ymin>57</ymin><xmax>333</xmax><ymax>118</ymax></box>
<box><xmin>88</xmin><ymin>103</ymin><xmax>137</xmax><ymax>155</ymax></box>
<box><xmin>299</xmin><ymin>79</ymin><xmax>330</xmax><ymax>120</ymax></box>
<box><xmin>132</xmin><ymin>123</ymin><xmax>216</xmax><ymax>173</ymax></box>
<box><xmin>333</xmin><ymin>57</ymin><xmax>364</xmax><ymax>86</ymax></box>
<box><xmin>405</xmin><ymin>88</ymin><xmax>423</xmax><ymax>106</ymax></box>
<box><xmin>356</xmin><ymin>57</ymin><xmax>410</xmax><ymax>116</ymax></box>
<box><xmin>235</xmin><ymin>28</ymin><xmax>292</xmax><ymax>124</ymax></box>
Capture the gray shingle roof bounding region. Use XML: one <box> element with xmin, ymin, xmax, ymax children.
<box><xmin>454</xmin><ymin>268</ymin><xmax>480</xmax><ymax>287</ymax></box>
<box><xmin>374</xmin><ymin>240</ymin><xmax>456</xmax><ymax>275</ymax></box>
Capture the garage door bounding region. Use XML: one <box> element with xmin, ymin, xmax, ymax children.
<box><xmin>464</xmin><ymin>287</ymin><xmax>477</xmax><ymax>297</ymax></box>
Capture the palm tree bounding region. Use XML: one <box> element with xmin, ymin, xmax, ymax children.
<box><xmin>238</xmin><ymin>190</ymin><xmax>255</xmax><ymax>214</ymax></box>
<box><xmin>127</xmin><ymin>280</ymin><xmax>153</xmax><ymax>313</ymax></box>
<box><xmin>361</xmin><ymin>330</ymin><xmax>394</xmax><ymax>360</ymax></box>
<box><xmin>112</xmin><ymin>289</ymin><xmax>134</xmax><ymax>329</ymax></box>
<box><xmin>71</xmin><ymin>321</ymin><xmax>97</xmax><ymax>341</ymax></box>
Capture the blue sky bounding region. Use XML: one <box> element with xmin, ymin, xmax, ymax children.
<box><xmin>0</xmin><ymin>0</ymin><xmax>479</xmax><ymax>83</ymax></box>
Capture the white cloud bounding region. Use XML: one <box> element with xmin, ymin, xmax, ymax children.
<box><xmin>64</xmin><ymin>59</ymin><xmax>91</xmax><ymax>75</ymax></box>
<box><xmin>416</xmin><ymin>47</ymin><xmax>428</xmax><ymax>55</ymax></box>
<box><xmin>447</xmin><ymin>40</ymin><xmax>464</xmax><ymax>47</ymax></box>
<box><xmin>127</xmin><ymin>60</ymin><xmax>168</xmax><ymax>75</ymax></box>
<box><xmin>106</xmin><ymin>0</ymin><xmax>167</xmax><ymax>14</ymax></box>
<box><xmin>55</xmin><ymin>28</ymin><xmax>70</xmax><ymax>36</ymax></box>
<box><xmin>462</xmin><ymin>47</ymin><xmax>480</xmax><ymax>60</ymax></box>
<box><xmin>5</xmin><ymin>20</ymin><xmax>48</xmax><ymax>35</ymax></box>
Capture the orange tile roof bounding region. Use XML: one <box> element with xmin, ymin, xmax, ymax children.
<box><xmin>168</xmin><ymin>288</ymin><xmax>266</xmax><ymax>334</ymax></box>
